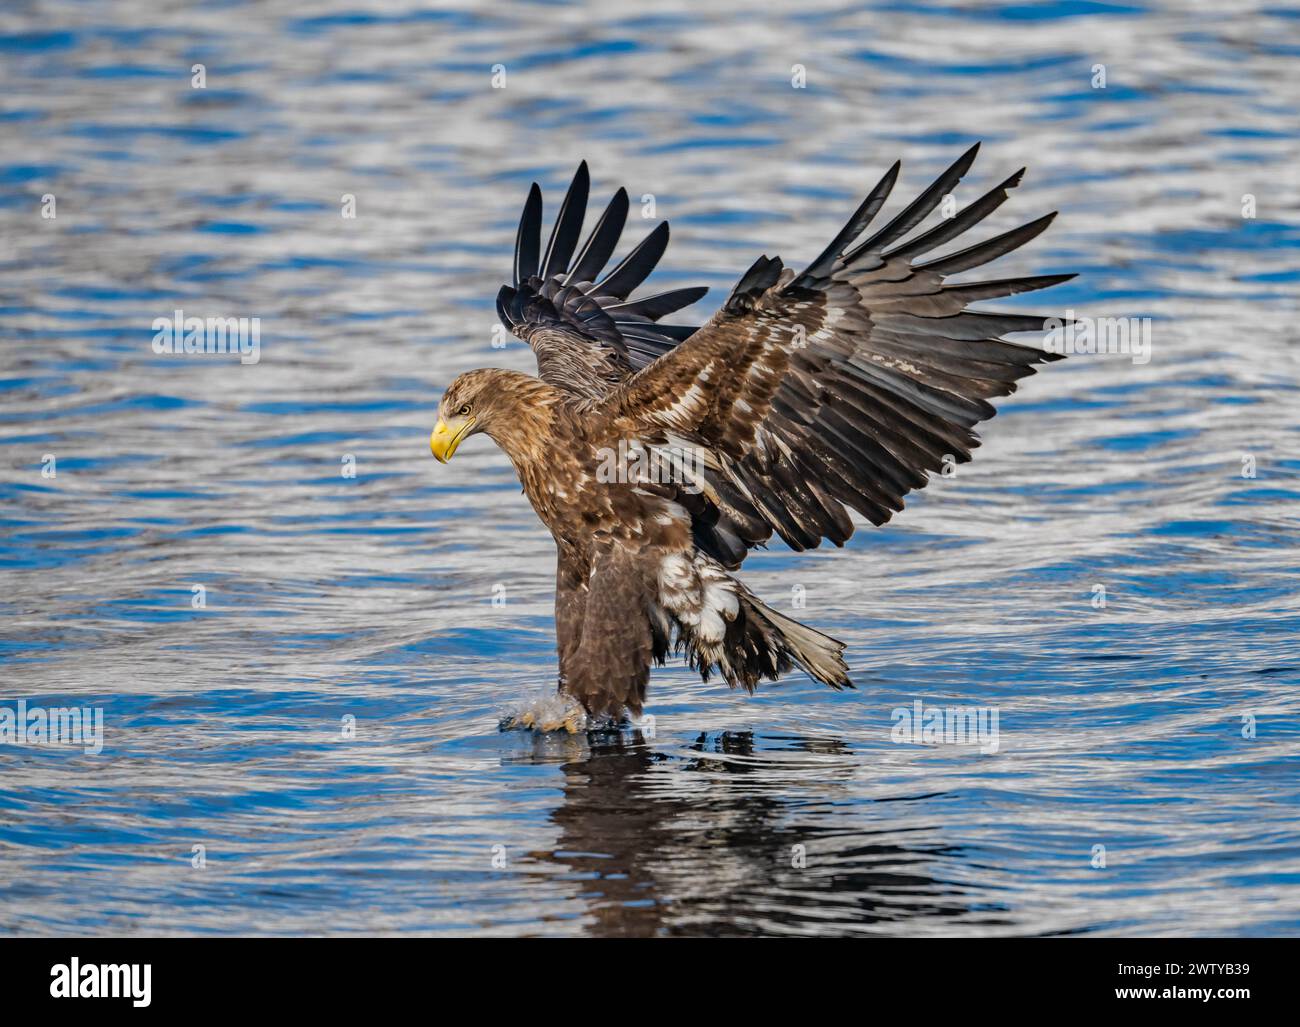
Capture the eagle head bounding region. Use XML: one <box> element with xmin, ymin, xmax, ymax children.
<box><xmin>430</xmin><ymin>368</ymin><xmax>554</xmax><ymax>464</ymax></box>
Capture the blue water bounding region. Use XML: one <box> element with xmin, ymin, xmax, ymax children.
<box><xmin>1</xmin><ymin>0</ymin><xmax>1298</xmax><ymax>936</ymax></box>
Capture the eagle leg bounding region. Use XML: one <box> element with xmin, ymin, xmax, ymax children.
<box><xmin>559</xmin><ymin>544</ymin><xmax>655</xmax><ymax>722</ymax></box>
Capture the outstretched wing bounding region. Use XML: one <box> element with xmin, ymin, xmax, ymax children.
<box><xmin>496</xmin><ymin>165</ymin><xmax>767</xmax><ymax>566</ymax></box>
<box><xmin>600</xmin><ymin>143</ymin><xmax>1074</xmax><ymax>554</ymax></box>
<box><xmin>496</xmin><ymin>161</ymin><xmax>708</xmax><ymax>398</ymax></box>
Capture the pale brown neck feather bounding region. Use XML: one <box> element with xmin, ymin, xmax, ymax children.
<box><xmin>480</xmin><ymin>372</ymin><xmax>561</xmax><ymax>474</ymax></box>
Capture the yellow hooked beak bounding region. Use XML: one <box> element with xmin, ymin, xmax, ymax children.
<box><xmin>429</xmin><ymin>416</ymin><xmax>474</xmax><ymax>463</ymax></box>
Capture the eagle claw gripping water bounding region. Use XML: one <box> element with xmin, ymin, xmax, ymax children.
<box><xmin>499</xmin><ymin>693</ymin><xmax>589</xmax><ymax>735</ymax></box>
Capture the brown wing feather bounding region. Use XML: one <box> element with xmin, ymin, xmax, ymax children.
<box><xmin>600</xmin><ymin>146</ymin><xmax>1074</xmax><ymax>552</ymax></box>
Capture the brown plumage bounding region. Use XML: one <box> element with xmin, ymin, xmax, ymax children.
<box><xmin>430</xmin><ymin>146</ymin><xmax>1072</xmax><ymax>729</ymax></box>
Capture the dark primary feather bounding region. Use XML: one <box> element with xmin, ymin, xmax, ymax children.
<box><xmin>884</xmin><ymin>166</ymin><xmax>1025</xmax><ymax>262</ymax></box>
<box><xmin>594</xmin><ymin>221</ymin><xmax>671</xmax><ymax>300</ymax></box>
<box><xmin>541</xmin><ymin>160</ymin><xmax>589</xmax><ymax>281</ymax></box>
<box><xmin>913</xmin><ymin>211</ymin><xmax>1057</xmax><ymax>275</ymax></box>
<box><xmin>607</xmin><ymin>286</ymin><xmax>709</xmax><ymax>321</ymax></box>
<box><xmin>843</xmin><ymin>142</ymin><xmax>980</xmax><ymax>263</ymax></box>
<box><xmin>566</xmin><ymin>188</ymin><xmax>630</xmax><ymax>286</ymax></box>
<box><xmin>795</xmin><ymin>160</ymin><xmax>900</xmax><ymax>286</ymax></box>
<box><xmin>512</xmin><ymin>183</ymin><xmax>542</xmax><ymax>287</ymax></box>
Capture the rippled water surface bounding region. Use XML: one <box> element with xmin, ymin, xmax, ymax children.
<box><xmin>2</xmin><ymin>0</ymin><xmax>1299</xmax><ymax>936</ymax></box>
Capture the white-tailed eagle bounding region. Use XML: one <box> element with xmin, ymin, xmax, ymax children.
<box><xmin>429</xmin><ymin>146</ymin><xmax>1071</xmax><ymax>730</ymax></box>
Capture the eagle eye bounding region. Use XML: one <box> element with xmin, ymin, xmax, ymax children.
<box><xmin>458</xmin><ymin>403</ymin><xmax>472</xmax><ymax>416</ymax></box>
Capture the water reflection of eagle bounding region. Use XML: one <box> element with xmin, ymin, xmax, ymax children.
<box><xmin>429</xmin><ymin>147</ymin><xmax>1071</xmax><ymax>729</ymax></box>
<box><xmin>529</xmin><ymin>733</ymin><xmax>976</xmax><ymax>937</ymax></box>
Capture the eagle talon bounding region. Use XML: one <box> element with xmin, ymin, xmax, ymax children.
<box><xmin>499</xmin><ymin>694</ymin><xmax>588</xmax><ymax>734</ymax></box>
<box><xmin>561</xmin><ymin>710</ymin><xmax>584</xmax><ymax>734</ymax></box>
